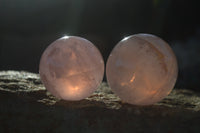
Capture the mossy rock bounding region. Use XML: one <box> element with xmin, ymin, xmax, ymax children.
<box><xmin>0</xmin><ymin>71</ymin><xmax>200</xmax><ymax>133</ymax></box>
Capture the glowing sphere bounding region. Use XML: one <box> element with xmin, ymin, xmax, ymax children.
<box><xmin>106</xmin><ymin>34</ymin><xmax>178</xmax><ymax>105</ymax></box>
<box><xmin>39</xmin><ymin>36</ymin><xmax>104</xmax><ymax>101</ymax></box>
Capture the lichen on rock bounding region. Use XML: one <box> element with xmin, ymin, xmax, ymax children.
<box><xmin>0</xmin><ymin>71</ymin><xmax>200</xmax><ymax>133</ymax></box>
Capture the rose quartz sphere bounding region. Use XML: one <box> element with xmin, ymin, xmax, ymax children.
<box><xmin>106</xmin><ymin>34</ymin><xmax>178</xmax><ymax>105</ymax></box>
<box><xmin>39</xmin><ymin>36</ymin><xmax>104</xmax><ymax>101</ymax></box>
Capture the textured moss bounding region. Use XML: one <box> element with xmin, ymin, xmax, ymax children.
<box><xmin>0</xmin><ymin>71</ymin><xmax>200</xmax><ymax>133</ymax></box>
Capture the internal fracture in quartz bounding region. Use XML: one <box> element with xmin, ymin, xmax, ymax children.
<box><xmin>106</xmin><ymin>34</ymin><xmax>178</xmax><ymax>105</ymax></box>
<box><xmin>39</xmin><ymin>36</ymin><xmax>104</xmax><ymax>101</ymax></box>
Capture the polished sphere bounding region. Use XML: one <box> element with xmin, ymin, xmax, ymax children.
<box><xmin>39</xmin><ymin>36</ymin><xmax>104</xmax><ymax>101</ymax></box>
<box><xmin>106</xmin><ymin>34</ymin><xmax>178</xmax><ymax>105</ymax></box>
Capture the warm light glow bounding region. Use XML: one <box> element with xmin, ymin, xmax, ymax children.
<box><xmin>106</xmin><ymin>33</ymin><xmax>178</xmax><ymax>105</ymax></box>
<box><xmin>68</xmin><ymin>86</ymin><xmax>79</xmax><ymax>95</ymax></box>
<box><xmin>120</xmin><ymin>82</ymin><xmax>126</xmax><ymax>86</ymax></box>
<box><xmin>39</xmin><ymin>36</ymin><xmax>104</xmax><ymax>101</ymax></box>
<box><xmin>129</xmin><ymin>73</ymin><xmax>136</xmax><ymax>83</ymax></box>
<box><xmin>64</xmin><ymin>85</ymin><xmax>81</xmax><ymax>98</ymax></box>
<box><xmin>67</xmin><ymin>70</ymin><xmax>77</xmax><ymax>77</ymax></box>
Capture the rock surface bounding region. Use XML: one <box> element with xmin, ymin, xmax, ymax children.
<box><xmin>0</xmin><ymin>71</ymin><xmax>200</xmax><ymax>133</ymax></box>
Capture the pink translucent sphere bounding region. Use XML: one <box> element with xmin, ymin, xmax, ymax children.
<box><xmin>39</xmin><ymin>36</ymin><xmax>104</xmax><ymax>101</ymax></box>
<box><xmin>106</xmin><ymin>34</ymin><xmax>178</xmax><ymax>105</ymax></box>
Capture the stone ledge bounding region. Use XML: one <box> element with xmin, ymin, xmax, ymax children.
<box><xmin>0</xmin><ymin>71</ymin><xmax>200</xmax><ymax>133</ymax></box>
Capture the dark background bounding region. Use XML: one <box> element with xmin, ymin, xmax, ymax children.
<box><xmin>0</xmin><ymin>0</ymin><xmax>200</xmax><ymax>91</ymax></box>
